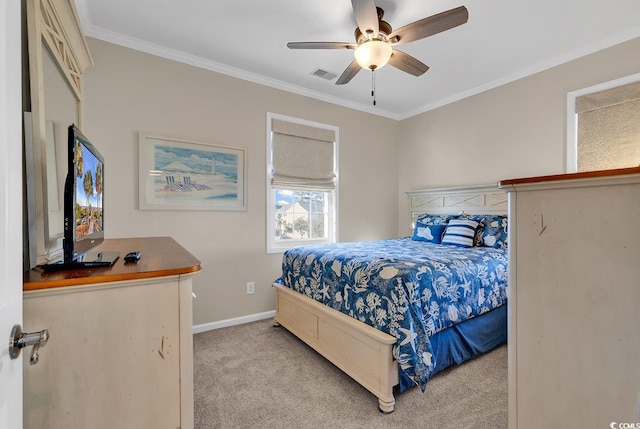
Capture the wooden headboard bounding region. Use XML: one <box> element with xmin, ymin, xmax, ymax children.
<box><xmin>406</xmin><ymin>184</ymin><xmax>508</xmax><ymax>232</ymax></box>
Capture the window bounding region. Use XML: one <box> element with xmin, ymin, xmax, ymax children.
<box><xmin>567</xmin><ymin>73</ymin><xmax>640</xmax><ymax>172</ymax></box>
<box><xmin>266</xmin><ymin>113</ymin><xmax>338</xmax><ymax>253</ymax></box>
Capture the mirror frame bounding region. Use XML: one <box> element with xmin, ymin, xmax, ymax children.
<box><xmin>25</xmin><ymin>0</ymin><xmax>93</xmax><ymax>265</ymax></box>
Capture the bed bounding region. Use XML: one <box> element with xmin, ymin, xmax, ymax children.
<box><xmin>272</xmin><ymin>185</ymin><xmax>509</xmax><ymax>412</ymax></box>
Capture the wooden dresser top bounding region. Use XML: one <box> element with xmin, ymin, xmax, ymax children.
<box><xmin>498</xmin><ymin>166</ymin><xmax>640</xmax><ymax>188</ymax></box>
<box><xmin>24</xmin><ymin>237</ymin><xmax>201</xmax><ymax>291</ymax></box>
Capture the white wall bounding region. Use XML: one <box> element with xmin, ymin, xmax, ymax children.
<box><xmin>82</xmin><ymin>35</ymin><xmax>640</xmax><ymax>326</ymax></box>
<box><xmin>82</xmin><ymin>39</ymin><xmax>399</xmax><ymax>326</ymax></box>
<box><xmin>397</xmin><ymin>36</ymin><xmax>640</xmax><ymax>233</ymax></box>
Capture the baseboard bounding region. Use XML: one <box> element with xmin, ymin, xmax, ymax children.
<box><xmin>192</xmin><ymin>310</ymin><xmax>276</xmax><ymax>334</ymax></box>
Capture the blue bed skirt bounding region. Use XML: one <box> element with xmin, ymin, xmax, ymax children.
<box><xmin>398</xmin><ymin>304</ymin><xmax>507</xmax><ymax>391</ymax></box>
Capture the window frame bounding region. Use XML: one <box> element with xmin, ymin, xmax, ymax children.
<box><xmin>266</xmin><ymin>112</ymin><xmax>338</xmax><ymax>254</ymax></box>
<box><xmin>566</xmin><ymin>71</ymin><xmax>640</xmax><ymax>173</ymax></box>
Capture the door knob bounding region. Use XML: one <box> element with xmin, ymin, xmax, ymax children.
<box><xmin>9</xmin><ymin>324</ymin><xmax>49</xmax><ymax>365</ymax></box>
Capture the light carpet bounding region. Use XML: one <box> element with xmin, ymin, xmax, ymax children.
<box><xmin>194</xmin><ymin>319</ymin><xmax>507</xmax><ymax>429</ymax></box>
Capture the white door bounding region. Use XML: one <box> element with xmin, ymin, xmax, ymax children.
<box><xmin>0</xmin><ymin>1</ymin><xmax>24</xmax><ymax>428</ymax></box>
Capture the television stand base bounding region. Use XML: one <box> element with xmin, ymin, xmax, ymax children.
<box><xmin>40</xmin><ymin>251</ymin><xmax>120</xmax><ymax>272</ymax></box>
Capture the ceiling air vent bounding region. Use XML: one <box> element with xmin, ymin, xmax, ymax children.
<box><xmin>311</xmin><ymin>68</ymin><xmax>338</xmax><ymax>81</ymax></box>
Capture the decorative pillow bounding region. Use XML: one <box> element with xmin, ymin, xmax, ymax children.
<box><xmin>441</xmin><ymin>219</ymin><xmax>480</xmax><ymax>248</ymax></box>
<box><xmin>465</xmin><ymin>215</ymin><xmax>508</xmax><ymax>248</ymax></box>
<box><xmin>412</xmin><ymin>223</ymin><xmax>448</xmax><ymax>243</ymax></box>
<box><xmin>411</xmin><ymin>214</ymin><xmax>457</xmax><ymax>244</ymax></box>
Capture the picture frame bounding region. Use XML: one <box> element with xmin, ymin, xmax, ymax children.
<box><xmin>138</xmin><ymin>133</ymin><xmax>247</xmax><ymax>211</ymax></box>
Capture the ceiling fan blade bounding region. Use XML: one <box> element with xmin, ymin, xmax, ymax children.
<box><xmin>351</xmin><ymin>0</ymin><xmax>379</xmax><ymax>38</ymax></box>
<box><xmin>388</xmin><ymin>50</ymin><xmax>429</xmax><ymax>76</ymax></box>
<box><xmin>287</xmin><ymin>42</ymin><xmax>356</xmax><ymax>50</ymax></box>
<box><xmin>389</xmin><ymin>6</ymin><xmax>468</xmax><ymax>45</ymax></box>
<box><xmin>335</xmin><ymin>60</ymin><xmax>362</xmax><ymax>85</ymax></box>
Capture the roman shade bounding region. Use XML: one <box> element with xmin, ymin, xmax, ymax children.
<box><xmin>271</xmin><ymin>118</ymin><xmax>336</xmax><ymax>191</ymax></box>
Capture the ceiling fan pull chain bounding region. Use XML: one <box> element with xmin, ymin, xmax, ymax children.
<box><xmin>371</xmin><ymin>70</ymin><xmax>376</xmax><ymax>106</ymax></box>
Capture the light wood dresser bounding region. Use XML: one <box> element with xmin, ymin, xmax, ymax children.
<box><xmin>499</xmin><ymin>167</ymin><xmax>640</xmax><ymax>429</ymax></box>
<box><xmin>23</xmin><ymin>237</ymin><xmax>201</xmax><ymax>429</ymax></box>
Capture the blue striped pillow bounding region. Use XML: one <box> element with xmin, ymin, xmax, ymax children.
<box><xmin>441</xmin><ymin>219</ymin><xmax>480</xmax><ymax>248</ymax></box>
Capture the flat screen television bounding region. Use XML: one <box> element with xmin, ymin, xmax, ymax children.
<box><xmin>41</xmin><ymin>125</ymin><xmax>118</xmax><ymax>271</ymax></box>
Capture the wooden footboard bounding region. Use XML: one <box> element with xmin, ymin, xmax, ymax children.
<box><xmin>273</xmin><ymin>283</ymin><xmax>398</xmax><ymax>413</ymax></box>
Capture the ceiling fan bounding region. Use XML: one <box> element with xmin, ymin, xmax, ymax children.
<box><xmin>287</xmin><ymin>0</ymin><xmax>468</xmax><ymax>104</ymax></box>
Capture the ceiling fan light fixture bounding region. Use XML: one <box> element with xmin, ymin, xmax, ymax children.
<box><xmin>354</xmin><ymin>39</ymin><xmax>392</xmax><ymax>71</ymax></box>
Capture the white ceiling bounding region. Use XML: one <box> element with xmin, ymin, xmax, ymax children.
<box><xmin>74</xmin><ymin>0</ymin><xmax>640</xmax><ymax>120</ymax></box>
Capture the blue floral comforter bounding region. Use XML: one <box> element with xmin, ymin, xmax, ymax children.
<box><xmin>274</xmin><ymin>237</ymin><xmax>508</xmax><ymax>392</ymax></box>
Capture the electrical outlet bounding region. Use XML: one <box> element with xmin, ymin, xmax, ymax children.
<box><xmin>246</xmin><ymin>281</ymin><xmax>255</xmax><ymax>295</ymax></box>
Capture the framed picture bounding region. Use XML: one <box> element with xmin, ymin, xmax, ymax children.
<box><xmin>139</xmin><ymin>133</ymin><xmax>247</xmax><ymax>211</ymax></box>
